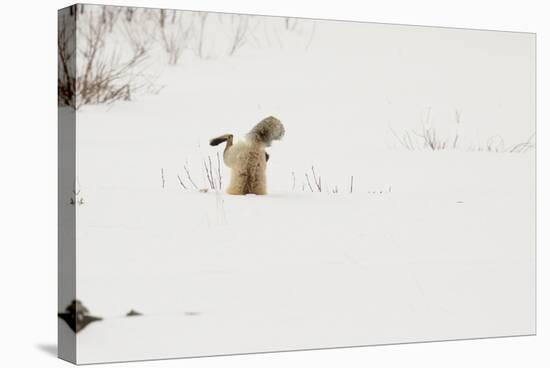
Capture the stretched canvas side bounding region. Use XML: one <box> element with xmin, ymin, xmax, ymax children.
<box><xmin>58</xmin><ymin>5</ymin><xmax>77</xmax><ymax>364</ymax></box>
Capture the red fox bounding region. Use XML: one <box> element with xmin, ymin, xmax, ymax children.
<box><xmin>209</xmin><ymin>116</ymin><xmax>285</xmax><ymax>195</ymax></box>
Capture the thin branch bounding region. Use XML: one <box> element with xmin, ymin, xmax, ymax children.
<box><xmin>305</xmin><ymin>22</ymin><xmax>317</xmax><ymax>51</ymax></box>
<box><xmin>203</xmin><ymin>160</ymin><xmax>215</xmax><ymax>190</ymax></box>
<box><xmin>177</xmin><ymin>174</ymin><xmax>187</xmax><ymax>189</ymax></box>
<box><xmin>305</xmin><ymin>173</ymin><xmax>314</xmax><ymax>192</ymax></box>
<box><xmin>311</xmin><ymin>166</ymin><xmax>322</xmax><ymax>192</ymax></box>
<box><xmin>183</xmin><ymin>165</ymin><xmax>199</xmax><ymax>190</ymax></box>
<box><xmin>216</xmin><ymin>152</ymin><xmax>222</xmax><ymax>190</ymax></box>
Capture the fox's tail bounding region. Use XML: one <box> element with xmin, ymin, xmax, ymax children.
<box><xmin>209</xmin><ymin>134</ymin><xmax>233</xmax><ymax>146</ymax></box>
<box><xmin>247</xmin><ymin>116</ymin><xmax>285</xmax><ymax>146</ymax></box>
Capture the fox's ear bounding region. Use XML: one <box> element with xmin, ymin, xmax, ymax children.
<box><xmin>265</xmin><ymin>152</ymin><xmax>270</xmax><ymax>162</ymax></box>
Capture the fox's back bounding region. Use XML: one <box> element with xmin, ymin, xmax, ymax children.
<box><xmin>225</xmin><ymin>140</ymin><xmax>266</xmax><ymax>169</ymax></box>
<box><xmin>225</xmin><ymin>140</ymin><xmax>267</xmax><ymax>195</ymax></box>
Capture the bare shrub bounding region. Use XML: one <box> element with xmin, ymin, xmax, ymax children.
<box><xmin>159</xmin><ymin>9</ymin><xmax>166</xmax><ymax>28</ymax></box>
<box><xmin>417</xmin><ymin>125</ymin><xmax>448</xmax><ymax>150</ymax></box>
<box><xmin>281</xmin><ymin>17</ymin><xmax>317</xmax><ymax>51</ymax></box>
<box><xmin>69</xmin><ymin>177</ymin><xmax>85</xmax><ymax>206</ymax></box>
<box><xmin>204</xmin><ymin>156</ymin><xmax>216</xmax><ymax>190</ymax></box>
<box><xmin>120</xmin><ymin>11</ymin><xmax>155</xmax><ymax>55</ymax></box>
<box><xmin>77</xmin><ymin>10</ymin><xmax>149</xmax><ymax>107</ymax></box>
<box><xmin>305</xmin><ymin>22</ymin><xmax>317</xmax><ymax>51</ymax></box>
<box><xmin>304</xmin><ymin>173</ymin><xmax>314</xmax><ymax>192</ymax></box>
<box><xmin>183</xmin><ymin>164</ymin><xmax>199</xmax><ymax>190</ymax></box>
<box><xmin>299</xmin><ymin>166</ymin><xmax>353</xmax><ymax>194</ymax></box>
<box><xmin>58</xmin><ymin>8</ymin><xmax>77</xmax><ymax>107</ymax></box>
<box><xmin>414</xmin><ymin>108</ymin><xmax>449</xmax><ymax>151</ymax></box>
<box><xmin>60</xmin><ymin>6</ymin><xmax>321</xmax><ymax>108</ymax></box>
<box><xmin>310</xmin><ymin>166</ymin><xmax>322</xmax><ymax>192</ymax></box>
<box><xmin>194</xmin><ymin>12</ymin><xmax>209</xmax><ymax>59</ymax></box>
<box><xmin>158</xmin><ymin>12</ymin><xmax>193</xmax><ymax>64</ymax></box>
<box><xmin>484</xmin><ymin>135</ymin><xmax>506</xmax><ymax>152</ymax></box>
<box><xmin>123</xmin><ymin>8</ymin><xmax>133</xmax><ymax>22</ymax></box>
<box><xmin>58</xmin><ymin>5</ymin><xmax>155</xmax><ymax>109</ymax></box>
<box><xmin>100</xmin><ymin>5</ymin><xmax>122</xmax><ymax>32</ymax></box>
<box><xmin>284</xmin><ymin>17</ymin><xmax>299</xmax><ymax>31</ymax></box>
<box><xmin>173</xmin><ymin>156</ymin><xmax>223</xmax><ymax>192</ymax></box>
<box><xmin>390</xmin><ymin>108</ymin><xmax>534</xmax><ymax>153</ymax></box>
<box><xmin>176</xmin><ymin>174</ymin><xmax>187</xmax><ymax>189</ymax></box>
<box><xmin>203</xmin><ymin>155</ymin><xmax>223</xmax><ymax>191</ymax></box>
<box><xmin>216</xmin><ymin>152</ymin><xmax>223</xmax><ymax>190</ymax></box>
<box><xmin>480</xmin><ymin>133</ymin><xmax>535</xmax><ymax>153</ymax></box>
<box><xmin>228</xmin><ymin>15</ymin><xmax>251</xmax><ymax>56</ymax></box>
<box><xmin>507</xmin><ymin>133</ymin><xmax>535</xmax><ymax>153</ymax></box>
<box><xmin>390</xmin><ymin>108</ymin><xmax>452</xmax><ymax>151</ymax></box>
<box><xmin>389</xmin><ymin>128</ymin><xmax>418</xmax><ymax>151</ymax></box>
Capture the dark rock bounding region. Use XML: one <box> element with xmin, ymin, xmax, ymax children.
<box><xmin>58</xmin><ymin>299</ymin><xmax>102</xmax><ymax>333</ymax></box>
<box><xmin>126</xmin><ymin>309</ymin><xmax>143</xmax><ymax>317</ymax></box>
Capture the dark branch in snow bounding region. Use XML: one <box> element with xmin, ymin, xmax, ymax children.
<box><xmin>184</xmin><ymin>165</ymin><xmax>199</xmax><ymax>190</ymax></box>
<box><xmin>177</xmin><ymin>174</ymin><xmax>187</xmax><ymax>189</ymax></box>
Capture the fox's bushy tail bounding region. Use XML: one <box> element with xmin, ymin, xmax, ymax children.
<box><xmin>209</xmin><ymin>134</ymin><xmax>233</xmax><ymax>146</ymax></box>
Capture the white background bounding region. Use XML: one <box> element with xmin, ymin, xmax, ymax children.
<box><xmin>0</xmin><ymin>0</ymin><xmax>546</xmax><ymax>367</ymax></box>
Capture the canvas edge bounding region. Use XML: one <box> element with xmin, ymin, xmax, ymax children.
<box><xmin>58</xmin><ymin>4</ymin><xmax>78</xmax><ymax>365</ymax></box>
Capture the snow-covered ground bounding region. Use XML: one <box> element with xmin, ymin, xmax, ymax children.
<box><xmin>62</xmin><ymin>5</ymin><xmax>535</xmax><ymax>364</ymax></box>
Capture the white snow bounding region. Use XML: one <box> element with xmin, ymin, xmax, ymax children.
<box><xmin>65</xmin><ymin>5</ymin><xmax>535</xmax><ymax>364</ymax></box>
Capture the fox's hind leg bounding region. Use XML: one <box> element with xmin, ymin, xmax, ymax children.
<box><xmin>226</xmin><ymin>168</ymin><xmax>247</xmax><ymax>195</ymax></box>
<box><xmin>248</xmin><ymin>164</ymin><xmax>267</xmax><ymax>195</ymax></box>
<box><xmin>250</xmin><ymin>181</ymin><xmax>266</xmax><ymax>195</ymax></box>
